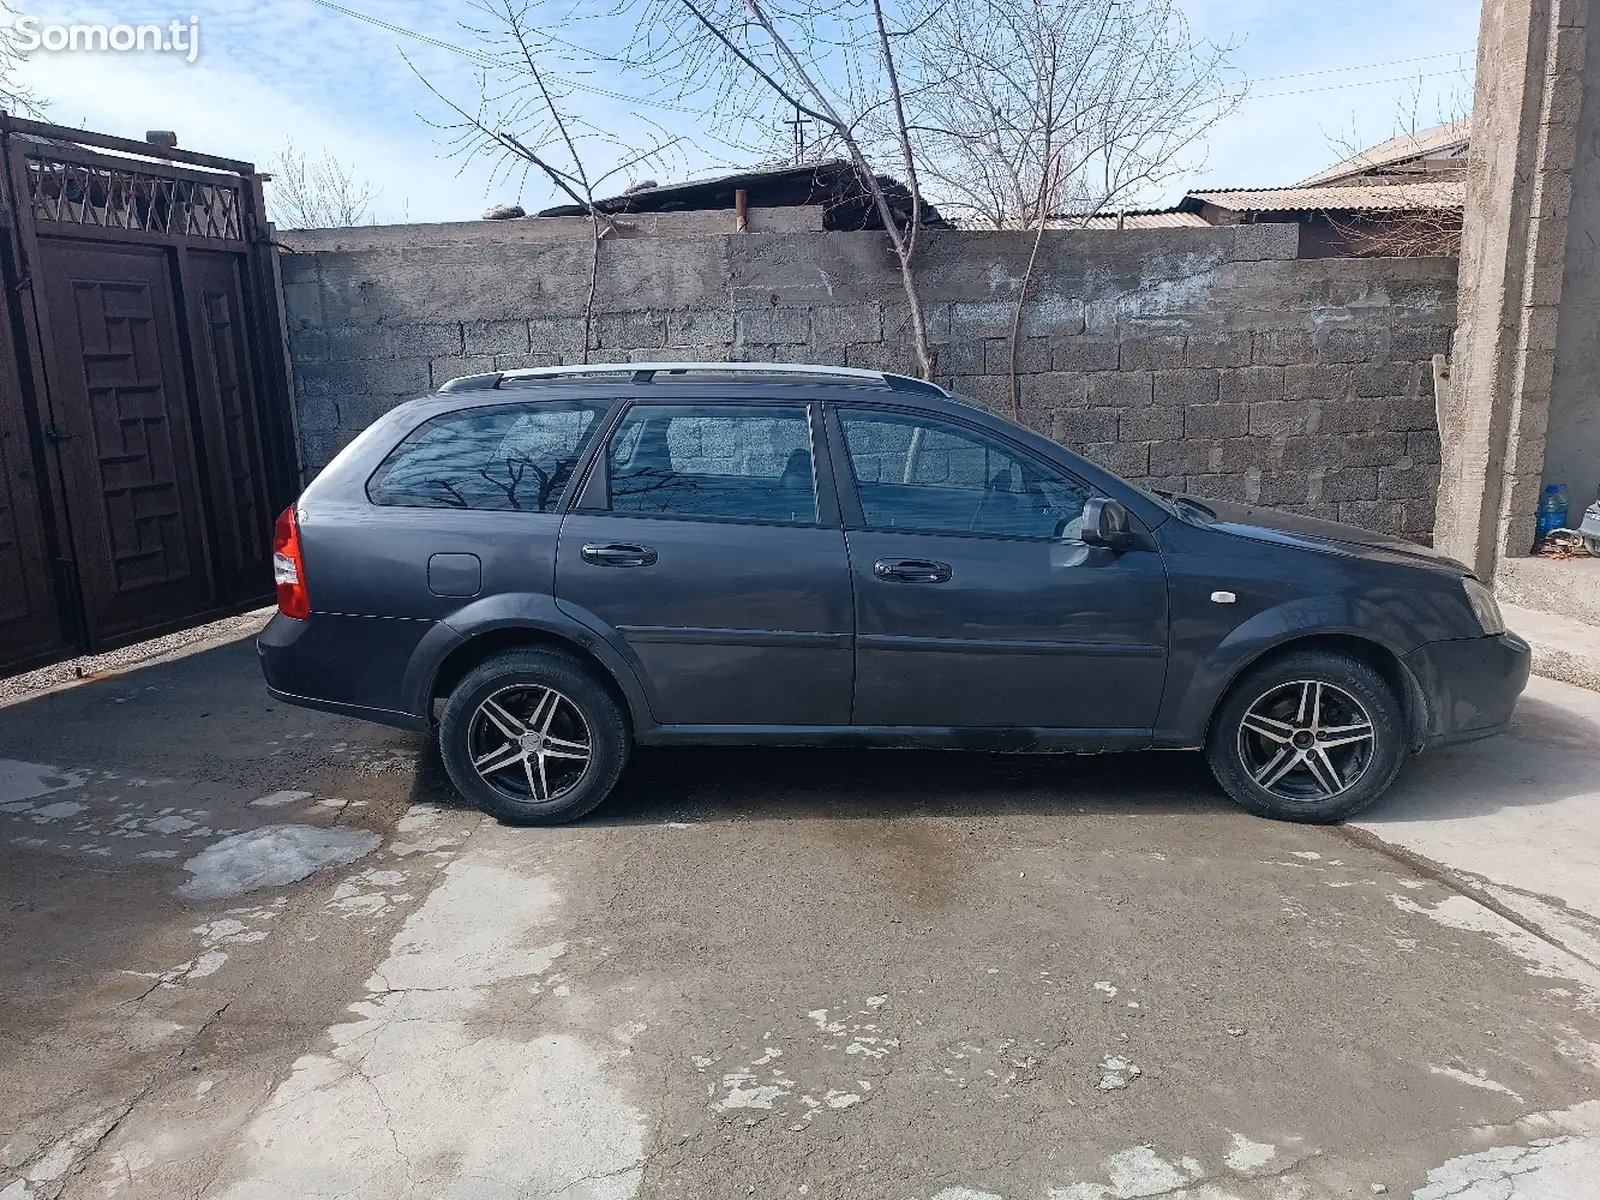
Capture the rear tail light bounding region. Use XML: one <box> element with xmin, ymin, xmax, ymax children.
<box><xmin>272</xmin><ymin>505</ymin><xmax>310</xmax><ymax>619</ymax></box>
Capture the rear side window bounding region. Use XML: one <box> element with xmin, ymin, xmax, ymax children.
<box><xmin>606</xmin><ymin>403</ymin><xmax>816</xmax><ymax>524</ymax></box>
<box><xmin>368</xmin><ymin>401</ymin><xmax>610</xmax><ymax>511</ymax></box>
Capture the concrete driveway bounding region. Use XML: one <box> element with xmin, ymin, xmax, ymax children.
<box><xmin>1</xmin><ymin>615</ymin><xmax>1597</xmax><ymax>1200</ymax></box>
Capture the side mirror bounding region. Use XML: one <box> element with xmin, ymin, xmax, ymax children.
<box><xmin>1079</xmin><ymin>497</ymin><xmax>1137</xmax><ymax>549</ymax></box>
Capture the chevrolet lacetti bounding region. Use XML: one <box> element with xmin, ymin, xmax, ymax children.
<box><xmin>258</xmin><ymin>363</ymin><xmax>1530</xmax><ymax>826</ymax></box>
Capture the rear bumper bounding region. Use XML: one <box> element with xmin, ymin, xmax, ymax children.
<box><xmin>1403</xmin><ymin>631</ymin><xmax>1531</xmax><ymax>751</ymax></box>
<box><xmin>257</xmin><ymin>611</ymin><xmax>431</xmax><ymax>731</ymax></box>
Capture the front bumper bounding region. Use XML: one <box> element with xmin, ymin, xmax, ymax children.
<box><xmin>1402</xmin><ymin>631</ymin><xmax>1531</xmax><ymax>750</ymax></box>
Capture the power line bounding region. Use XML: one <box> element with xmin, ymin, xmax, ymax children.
<box><xmin>1250</xmin><ymin>66</ymin><xmax>1473</xmax><ymax>101</ymax></box>
<box><xmin>1252</xmin><ymin>48</ymin><xmax>1474</xmax><ymax>85</ymax></box>
<box><xmin>302</xmin><ymin>0</ymin><xmax>699</xmax><ymax>115</ymax></box>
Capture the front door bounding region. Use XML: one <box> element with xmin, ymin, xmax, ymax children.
<box><xmin>832</xmin><ymin>405</ymin><xmax>1169</xmax><ymax>732</ymax></box>
<box><xmin>557</xmin><ymin>400</ymin><xmax>853</xmax><ymax>728</ymax></box>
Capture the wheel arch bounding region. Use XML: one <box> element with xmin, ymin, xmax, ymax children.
<box><xmin>403</xmin><ymin>598</ymin><xmax>657</xmax><ymax>735</ymax></box>
<box><xmin>1201</xmin><ymin>632</ymin><xmax>1428</xmax><ymax>752</ymax></box>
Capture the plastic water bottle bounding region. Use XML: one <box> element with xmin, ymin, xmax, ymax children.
<box><xmin>1537</xmin><ymin>483</ymin><xmax>1569</xmax><ymax>539</ymax></box>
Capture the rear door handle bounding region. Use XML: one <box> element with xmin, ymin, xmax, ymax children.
<box><xmin>581</xmin><ymin>542</ymin><xmax>657</xmax><ymax>568</ymax></box>
<box><xmin>873</xmin><ymin>558</ymin><xmax>952</xmax><ymax>583</ymax></box>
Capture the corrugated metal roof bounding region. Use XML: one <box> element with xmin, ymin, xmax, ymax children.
<box><xmin>1071</xmin><ymin>211</ymin><xmax>1210</xmax><ymax>229</ymax></box>
<box><xmin>1299</xmin><ymin>119</ymin><xmax>1471</xmax><ymax>185</ymax></box>
<box><xmin>1190</xmin><ymin>179</ymin><xmax>1465</xmax><ymax>213</ymax></box>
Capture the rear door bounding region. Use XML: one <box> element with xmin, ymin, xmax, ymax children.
<box><xmin>556</xmin><ymin>399</ymin><xmax>853</xmax><ymax>728</ymax></box>
<box><xmin>830</xmin><ymin>404</ymin><xmax>1169</xmax><ymax>733</ymax></box>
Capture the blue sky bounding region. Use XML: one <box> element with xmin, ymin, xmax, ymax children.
<box><xmin>13</xmin><ymin>0</ymin><xmax>1481</xmax><ymax>224</ymax></box>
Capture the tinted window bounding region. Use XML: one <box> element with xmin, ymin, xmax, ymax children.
<box><xmin>840</xmin><ymin>410</ymin><xmax>1092</xmax><ymax>538</ymax></box>
<box><xmin>368</xmin><ymin>402</ymin><xmax>608</xmax><ymax>511</ymax></box>
<box><xmin>608</xmin><ymin>404</ymin><xmax>816</xmax><ymax>524</ymax></box>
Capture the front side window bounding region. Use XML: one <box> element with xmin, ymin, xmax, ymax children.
<box><xmin>607</xmin><ymin>404</ymin><xmax>817</xmax><ymax>524</ymax></box>
<box><xmin>840</xmin><ymin>409</ymin><xmax>1092</xmax><ymax>539</ymax></box>
<box><xmin>367</xmin><ymin>401</ymin><xmax>609</xmax><ymax>511</ymax></box>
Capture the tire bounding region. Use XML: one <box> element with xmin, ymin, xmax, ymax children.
<box><xmin>438</xmin><ymin>648</ymin><xmax>630</xmax><ymax>825</ymax></box>
<box><xmin>1205</xmin><ymin>649</ymin><xmax>1406</xmax><ymax>824</ymax></box>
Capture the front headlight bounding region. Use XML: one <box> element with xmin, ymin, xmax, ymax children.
<box><xmin>1462</xmin><ymin>577</ymin><xmax>1505</xmax><ymax>635</ymax></box>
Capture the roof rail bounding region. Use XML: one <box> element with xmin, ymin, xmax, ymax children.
<box><xmin>435</xmin><ymin>361</ymin><xmax>949</xmax><ymax>397</ymax></box>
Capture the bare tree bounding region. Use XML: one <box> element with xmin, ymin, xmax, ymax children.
<box><xmin>0</xmin><ymin>0</ymin><xmax>45</xmax><ymax>117</ymax></box>
<box><xmin>268</xmin><ymin>141</ymin><xmax>379</xmax><ymax>228</ymax></box>
<box><xmin>628</xmin><ymin>0</ymin><xmax>942</xmax><ymax>378</ymax></box>
<box><xmin>907</xmin><ymin>0</ymin><xmax>1239</xmax><ymax>418</ymax></box>
<box><xmin>1321</xmin><ymin>72</ymin><xmax>1470</xmax><ymax>259</ymax></box>
<box><xmin>410</xmin><ymin>0</ymin><xmax>685</xmax><ymax>362</ymax></box>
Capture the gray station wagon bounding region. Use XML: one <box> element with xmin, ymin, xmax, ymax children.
<box><xmin>259</xmin><ymin>363</ymin><xmax>1529</xmax><ymax>825</ymax></box>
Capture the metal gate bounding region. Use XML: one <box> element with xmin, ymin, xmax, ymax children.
<box><xmin>0</xmin><ymin>116</ymin><xmax>297</xmax><ymax>676</ymax></box>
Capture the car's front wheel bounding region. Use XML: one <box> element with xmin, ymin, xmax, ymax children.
<box><xmin>1205</xmin><ymin>649</ymin><xmax>1406</xmax><ymax>823</ymax></box>
<box><xmin>438</xmin><ymin>648</ymin><xmax>630</xmax><ymax>825</ymax></box>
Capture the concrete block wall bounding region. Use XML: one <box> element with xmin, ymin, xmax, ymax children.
<box><xmin>280</xmin><ymin>221</ymin><xmax>1457</xmax><ymax>541</ymax></box>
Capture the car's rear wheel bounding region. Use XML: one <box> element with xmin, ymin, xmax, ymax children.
<box><xmin>1205</xmin><ymin>649</ymin><xmax>1406</xmax><ymax>823</ymax></box>
<box><xmin>438</xmin><ymin>648</ymin><xmax>629</xmax><ymax>825</ymax></box>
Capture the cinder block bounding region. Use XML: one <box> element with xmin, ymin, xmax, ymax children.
<box><xmin>1253</xmin><ymin>327</ymin><xmax>1315</xmax><ymax>365</ymax></box>
<box><xmin>737</xmin><ymin>307</ymin><xmax>810</xmax><ymax>345</ymax></box>
<box><xmin>1319</xmin><ymin>468</ymin><xmax>1379</xmax><ymax>502</ymax></box>
<box><xmin>1377</xmin><ymin>463</ymin><xmax>1440</xmax><ymax>499</ymax></box>
<box><xmin>1389</xmin><ymin>325</ymin><xmax>1453</xmax><ymax>359</ymax></box>
<box><xmin>530</xmin><ymin>317</ymin><xmax>588</xmax><ymax>355</ymax></box>
<box><xmin>326</xmin><ymin>325</ymin><xmax>389</xmax><ymax>360</ymax></box>
<box><xmin>1337</xmin><ymin>499</ymin><xmax>1405</xmax><ymax>534</ymax></box>
<box><xmin>598</xmin><ymin>310</ymin><xmax>668</xmax><ymax>349</ymax></box>
<box><xmin>1153</xmin><ymin>369</ymin><xmax>1219</xmax><ymax>407</ymax></box>
<box><xmin>810</xmin><ymin>304</ymin><xmax>882</xmax><ymax>346</ymax></box>
<box><xmin>949</xmin><ymin>300</ymin><xmax>1015</xmax><ymax>340</ymax></box>
<box><xmin>1219</xmin><ymin>366</ymin><xmax>1284</xmax><ymax>405</ymax></box>
<box><xmin>1119</xmin><ymin>407</ymin><xmax>1184</xmax><ymax>442</ymax></box>
<box><xmin>288</xmin><ymin>329</ymin><xmax>328</xmax><ymax>364</ymax></box>
<box><xmin>1354</xmin><ymin>361</ymin><xmax>1420</xmax><ymax>398</ymax></box>
<box><xmin>387</xmin><ymin>323</ymin><xmax>463</xmax><ymax>358</ymax></box>
<box><xmin>668</xmin><ymin>309</ymin><xmax>736</xmax><ymax>346</ymax></box>
<box><xmin>1022</xmin><ymin>371</ymin><xmax>1090</xmax><ymax>410</ymax></box>
<box><xmin>1120</xmin><ymin>335</ymin><xmax>1186</xmax><ymax>371</ymax></box>
<box><xmin>1051</xmin><ymin>338</ymin><xmax>1120</xmax><ymax>373</ymax></box>
<box><xmin>1186</xmin><ymin>332</ymin><xmax>1253</xmax><ymax>369</ymax></box>
<box><xmin>1248</xmin><ymin>400</ymin><xmax>1316</xmax><ymax>437</ymax></box>
<box><xmin>1406</xmin><ymin>428</ymin><xmax>1442</xmax><ymax>465</ymax></box>
<box><xmin>1054</xmin><ymin>408</ymin><xmax>1120</xmax><ymax>444</ymax></box>
<box><xmin>1186</xmin><ymin>404</ymin><xmax>1249</xmax><ymax>439</ymax></box>
<box><xmin>1319</xmin><ymin>325</ymin><xmax>1388</xmax><ymax>363</ymax></box>
<box><xmin>294</xmin><ymin>392</ymin><xmax>338</xmax><ymax>434</ymax></box>
<box><xmin>1090</xmin><ymin>371</ymin><xmax>1152</xmax><ymax>408</ymax></box>
<box><xmin>1284</xmin><ymin>363</ymin><xmax>1352</xmax><ymax>400</ymax></box>
<box><xmin>1078</xmin><ymin>441</ymin><xmax>1149</xmax><ymax>477</ymax></box>
<box><xmin>984</xmin><ymin>337</ymin><xmax>1051</xmax><ymax>375</ymax></box>
<box><xmin>939</xmin><ymin>340</ymin><xmax>989</xmax><ymax>376</ymax></box>
<box><xmin>464</xmin><ymin>319</ymin><xmax>530</xmax><ymax>356</ymax></box>
<box><xmin>1183</xmin><ymin>473</ymin><xmax>1249</xmax><ymax>502</ymax></box>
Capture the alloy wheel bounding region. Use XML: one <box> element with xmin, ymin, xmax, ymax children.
<box><xmin>467</xmin><ymin>683</ymin><xmax>592</xmax><ymax>802</ymax></box>
<box><xmin>1236</xmin><ymin>679</ymin><xmax>1375</xmax><ymax>802</ymax></box>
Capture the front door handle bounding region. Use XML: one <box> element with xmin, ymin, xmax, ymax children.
<box><xmin>873</xmin><ymin>558</ymin><xmax>952</xmax><ymax>583</ymax></box>
<box><xmin>581</xmin><ymin>542</ymin><xmax>658</xmax><ymax>568</ymax></box>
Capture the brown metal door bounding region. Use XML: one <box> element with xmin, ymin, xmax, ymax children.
<box><xmin>37</xmin><ymin>240</ymin><xmax>216</xmax><ymax>645</ymax></box>
<box><xmin>0</xmin><ymin>332</ymin><xmax>67</xmax><ymax>670</ymax></box>
<box><xmin>184</xmin><ymin>248</ymin><xmax>274</xmax><ymax>605</ymax></box>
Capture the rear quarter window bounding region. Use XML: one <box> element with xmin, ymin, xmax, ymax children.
<box><xmin>367</xmin><ymin>401</ymin><xmax>610</xmax><ymax>511</ymax></box>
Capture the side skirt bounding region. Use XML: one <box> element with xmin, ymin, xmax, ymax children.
<box><xmin>635</xmin><ymin>725</ymin><xmax>1154</xmax><ymax>753</ymax></box>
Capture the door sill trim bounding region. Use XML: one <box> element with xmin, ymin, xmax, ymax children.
<box><xmin>637</xmin><ymin>724</ymin><xmax>1153</xmax><ymax>752</ymax></box>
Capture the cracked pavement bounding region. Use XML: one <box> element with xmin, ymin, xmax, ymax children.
<box><xmin>1</xmin><ymin>614</ymin><xmax>1598</xmax><ymax>1199</ymax></box>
